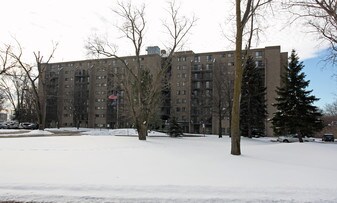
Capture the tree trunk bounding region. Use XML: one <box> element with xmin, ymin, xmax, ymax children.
<box><xmin>38</xmin><ymin>111</ymin><xmax>43</xmax><ymax>130</ymax></box>
<box><xmin>37</xmin><ymin>61</ymin><xmax>46</xmax><ymax>130</ymax></box>
<box><xmin>137</xmin><ymin>121</ymin><xmax>147</xmax><ymax>140</ymax></box>
<box><xmin>218</xmin><ymin>104</ymin><xmax>223</xmax><ymax>138</ymax></box>
<box><xmin>298</xmin><ymin>132</ymin><xmax>304</xmax><ymax>143</ymax></box>
<box><xmin>37</xmin><ymin>88</ymin><xmax>45</xmax><ymax>130</ymax></box>
<box><xmin>231</xmin><ymin>0</ymin><xmax>243</xmax><ymax>155</ymax></box>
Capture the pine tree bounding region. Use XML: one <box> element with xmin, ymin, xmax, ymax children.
<box><xmin>272</xmin><ymin>50</ymin><xmax>323</xmax><ymax>142</ymax></box>
<box><xmin>240</xmin><ymin>56</ymin><xmax>267</xmax><ymax>138</ymax></box>
<box><xmin>168</xmin><ymin>117</ymin><xmax>184</xmax><ymax>137</ymax></box>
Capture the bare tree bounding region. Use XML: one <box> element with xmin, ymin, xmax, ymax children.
<box><xmin>86</xmin><ymin>1</ymin><xmax>196</xmax><ymax>140</ymax></box>
<box><xmin>0</xmin><ymin>44</ymin><xmax>16</xmax><ymax>75</ymax></box>
<box><xmin>231</xmin><ymin>0</ymin><xmax>272</xmax><ymax>155</ymax></box>
<box><xmin>285</xmin><ymin>0</ymin><xmax>337</xmax><ymax>64</ymax></box>
<box><xmin>213</xmin><ymin>63</ymin><xmax>234</xmax><ymax>138</ymax></box>
<box><xmin>0</xmin><ymin>69</ymin><xmax>30</xmax><ymax>122</ymax></box>
<box><xmin>8</xmin><ymin>40</ymin><xmax>57</xmax><ymax>130</ymax></box>
<box><xmin>324</xmin><ymin>99</ymin><xmax>337</xmax><ymax>116</ymax></box>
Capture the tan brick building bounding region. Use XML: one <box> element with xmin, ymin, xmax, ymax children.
<box><xmin>43</xmin><ymin>46</ymin><xmax>287</xmax><ymax>136</ymax></box>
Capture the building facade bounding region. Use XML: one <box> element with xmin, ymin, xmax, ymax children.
<box><xmin>43</xmin><ymin>46</ymin><xmax>287</xmax><ymax>135</ymax></box>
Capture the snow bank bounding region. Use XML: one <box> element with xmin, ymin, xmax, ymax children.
<box><xmin>0</xmin><ymin>129</ymin><xmax>336</xmax><ymax>202</ymax></box>
<box><xmin>0</xmin><ymin>129</ymin><xmax>54</xmax><ymax>137</ymax></box>
<box><xmin>81</xmin><ymin>128</ymin><xmax>169</xmax><ymax>137</ymax></box>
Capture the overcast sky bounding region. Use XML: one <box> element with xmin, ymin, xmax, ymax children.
<box><xmin>1</xmin><ymin>0</ymin><xmax>327</xmax><ymax>60</ymax></box>
<box><xmin>1</xmin><ymin>0</ymin><xmax>336</xmax><ymax>107</ymax></box>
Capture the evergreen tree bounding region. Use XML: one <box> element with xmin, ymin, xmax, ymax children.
<box><xmin>240</xmin><ymin>56</ymin><xmax>267</xmax><ymax>138</ymax></box>
<box><xmin>272</xmin><ymin>50</ymin><xmax>323</xmax><ymax>142</ymax></box>
<box><xmin>168</xmin><ymin>117</ymin><xmax>184</xmax><ymax>137</ymax></box>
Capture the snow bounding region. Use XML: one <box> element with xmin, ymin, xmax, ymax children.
<box><xmin>0</xmin><ymin>129</ymin><xmax>54</xmax><ymax>137</ymax></box>
<box><xmin>0</xmin><ymin>128</ymin><xmax>336</xmax><ymax>202</ymax></box>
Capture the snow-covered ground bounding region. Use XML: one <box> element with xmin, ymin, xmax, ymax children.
<box><xmin>0</xmin><ymin>128</ymin><xmax>336</xmax><ymax>202</ymax></box>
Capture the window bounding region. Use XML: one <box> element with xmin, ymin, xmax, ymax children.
<box><xmin>206</xmin><ymin>90</ymin><xmax>212</xmax><ymax>96</ymax></box>
<box><xmin>205</xmin><ymin>72</ymin><xmax>212</xmax><ymax>80</ymax></box>
<box><xmin>228</xmin><ymin>62</ymin><xmax>234</xmax><ymax>66</ymax></box>
<box><xmin>206</xmin><ymin>55</ymin><xmax>213</xmax><ymax>62</ymax></box>
<box><xmin>255</xmin><ymin>51</ymin><xmax>263</xmax><ymax>58</ymax></box>
<box><xmin>178</xmin><ymin>56</ymin><xmax>187</xmax><ymax>62</ymax></box>
<box><xmin>195</xmin><ymin>82</ymin><xmax>201</xmax><ymax>89</ymax></box>
<box><xmin>206</xmin><ymin>81</ymin><xmax>211</xmax><ymax>89</ymax></box>
<box><xmin>227</xmin><ymin>53</ymin><xmax>233</xmax><ymax>57</ymax></box>
<box><xmin>194</xmin><ymin>56</ymin><xmax>200</xmax><ymax>63</ymax></box>
<box><xmin>193</xmin><ymin>64</ymin><xmax>202</xmax><ymax>71</ymax></box>
<box><xmin>255</xmin><ymin>60</ymin><xmax>264</xmax><ymax>67</ymax></box>
<box><xmin>95</xmin><ymin>114</ymin><xmax>105</xmax><ymax>118</ymax></box>
<box><xmin>206</xmin><ymin>64</ymin><xmax>212</xmax><ymax>70</ymax></box>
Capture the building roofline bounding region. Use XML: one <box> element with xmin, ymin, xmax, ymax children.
<box><xmin>44</xmin><ymin>45</ymin><xmax>284</xmax><ymax>64</ymax></box>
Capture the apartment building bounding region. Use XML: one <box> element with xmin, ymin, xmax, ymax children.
<box><xmin>43</xmin><ymin>46</ymin><xmax>287</xmax><ymax>136</ymax></box>
<box><xmin>43</xmin><ymin>54</ymin><xmax>163</xmax><ymax>129</ymax></box>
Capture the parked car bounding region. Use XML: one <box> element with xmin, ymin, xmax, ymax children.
<box><xmin>322</xmin><ymin>133</ymin><xmax>334</xmax><ymax>142</ymax></box>
<box><xmin>277</xmin><ymin>134</ymin><xmax>315</xmax><ymax>143</ymax></box>
<box><xmin>0</xmin><ymin>122</ymin><xmax>7</xmax><ymax>129</ymax></box>
<box><xmin>252</xmin><ymin>128</ymin><xmax>264</xmax><ymax>138</ymax></box>
<box><xmin>5</xmin><ymin>121</ymin><xmax>19</xmax><ymax>129</ymax></box>
<box><xmin>19</xmin><ymin>122</ymin><xmax>38</xmax><ymax>130</ymax></box>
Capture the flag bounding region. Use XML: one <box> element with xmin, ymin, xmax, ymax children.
<box><xmin>108</xmin><ymin>95</ymin><xmax>118</xmax><ymax>100</ymax></box>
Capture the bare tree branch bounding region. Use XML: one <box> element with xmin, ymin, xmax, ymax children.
<box><xmin>85</xmin><ymin>0</ymin><xmax>196</xmax><ymax>140</ymax></box>
<box><xmin>7</xmin><ymin>39</ymin><xmax>58</xmax><ymax>129</ymax></box>
<box><xmin>0</xmin><ymin>44</ymin><xmax>17</xmax><ymax>75</ymax></box>
<box><xmin>162</xmin><ymin>1</ymin><xmax>198</xmax><ymax>55</ymax></box>
<box><xmin>284</xmin><ymin>0</ymin><xmax>337</xmax><ymax>64</ymax></box>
